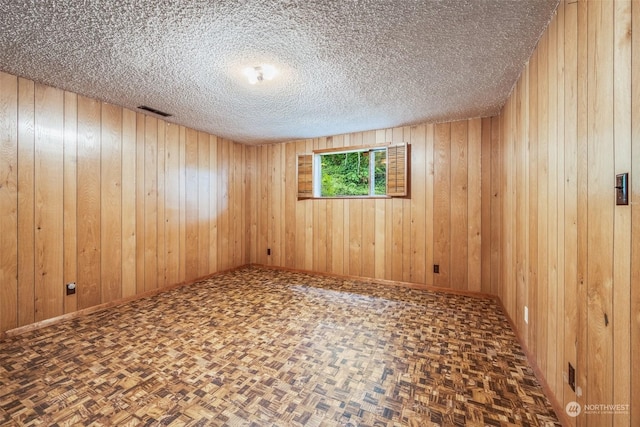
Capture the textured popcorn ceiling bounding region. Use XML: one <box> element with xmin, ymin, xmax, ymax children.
<box><xmin>0</xmin><ymin>0</ymin><xmax>558</xmax><ymax>145</ymax></box>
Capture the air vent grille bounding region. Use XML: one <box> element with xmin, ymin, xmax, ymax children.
<box><xmin>137</xmin><ymin>105</ymin><xmax>172</xmax><ymax>117</ymax></box>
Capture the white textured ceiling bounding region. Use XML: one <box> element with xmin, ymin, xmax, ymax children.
<box><xmin>0</xmin><ymin>0</ymin><xmax>558</xmax><ymax>145</ymax></box>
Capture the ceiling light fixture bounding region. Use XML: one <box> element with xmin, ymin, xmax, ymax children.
<box><xmin>243</xmin><ymin>64</ymin><xmax>277</xmax><ymax>84</ymax></box>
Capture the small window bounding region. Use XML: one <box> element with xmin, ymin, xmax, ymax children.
<box><xmin>297</xmin><ymin>143</ymin><xmax>409</xmax><ymax>199</ymax></box>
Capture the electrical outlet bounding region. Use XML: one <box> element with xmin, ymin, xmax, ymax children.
<box><xmin>66</xmin><ymin>282</ymin><xmax>76</xmax><ymax>296</ymax></box>
<box><xmin>433</xmin><ymin>264</ymin><xmax>439</xmax><ymax>274</ymax></box>
<box><xmin>524</xmin><ymin>306</ymin><xmax>528</xmax><ymax>324</ymax></box>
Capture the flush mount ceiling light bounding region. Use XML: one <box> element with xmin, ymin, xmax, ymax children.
<box><xmin>243</xmin><ymin>64</ymin><xmax>277</xmax><ymax>85</ymax></box>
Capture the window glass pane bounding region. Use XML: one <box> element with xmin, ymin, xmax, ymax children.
<box><xmin>320</xmin><ymin>151</ymin><xmax>370</xmax><ymax>196</ymax></box>
<box><xmin>373</xmin><ymin>149</ymin><xmax>386</xmax><ymax>196</ymax></box>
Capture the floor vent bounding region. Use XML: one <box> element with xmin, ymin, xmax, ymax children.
<box><xmin>137</xmin><ymin>105</ymin><xmax>172</xmax><ymax>117</ymax></box>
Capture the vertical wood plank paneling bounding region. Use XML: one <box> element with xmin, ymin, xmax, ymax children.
<box><xmin>555</xmin><ymin>2</ymin><xmax>566</xmax><ymax>398</ymax></box>
<box><xmin>209</xmin><ymin>135</ymin><xmax>218</xmax><ymax>273</ymax></box>
<box><xmin>527</xmin><ymin>48</ymin><xmax>539</xmax><ymax>355</ymax></box>
<box><xmin>156</xmin><ymin>121</ymin><xmax>166</xmax><ymax>288</ymax></box>
<box><xmin>144</xmin><ymin>116</ymin><xmax>158</xmax><ymax>290</ymax></box>
<box><xmin>17</xmin><ymin>76</ymin><xmax>34</xmax><ymax>326</ymax></box>
<box><xmin>433</xmin><ymin>122</ymin><xmax>451</xmax><ymax>287</ymax></box>
<box><xmin>480</xmin><ymin>118</ymin><xmax>492</xmax><ymax>293</ymax></box>
<box><xmin>271</xmin><ymin>142</ymin><xmax>283</xmax><ymax>267</ymax></box>
<box><xmin>631</xmin><ymin>2</ymin><xmax>640</xmax><ymax>424</ymax></box>
<box><xmin>135</xmin><ymin>113</ymin><xmax>145</xmax><ymax>293</ymax></box>
<box><xmin>284</xmin><ymin>142</ymin><xmax>296</xmax><ymax>268</ymax></box>
<box><xmin>490</xmin><ymin>117</ymin><xmax>501</xmax><ymax>297</ymax></box>
<box><xmin>612</xmin><ymin>0</ymin><xmax>632</xmax><ymax>423</ymax></box>
<box><xmin>63</xmin><ymin>91</ymin><xmax>78</xmax><ymax>314</ymax></box>
<box><xmin>373</xmin><ymin>197</ymin><xmax>385</xmax><ymax>280</ymax></box>
<box><xmin>467</xmin><ymin>119</ymin><xmax>482</xmax><ymax>292</ymax></box>
<box><xmin>76</xmin><ymin>95</ymin><xmax>101</xmax><ymax>310</ymax></box>
<box><xmin>293</xmin><ymin>142</ymin><xmax>305</xmax><ymax>269</ymax></box>
<box><xmin>163</xmin><ymin>123</ymin><xmax>179</xmax><ymax>287</ymax></box>
<box><xmin>197</xmin><ymin>131</ymin><xmax>210</xmax><ymax>277</ymax></box>
<box><xmin>233</xmin><ymin>140</ymin><xmax>243</xmax><ymax>267</ymax></box>
<box><xmin>587</xmin><ymin>2</ymin><xmax>615</xmax><ymax>425</ymax></box>
<box><xmin>410</xmin><ymin>125</ymin><xmax>426</xmax><ymax>285</ymax></box>
<box><xmin>257</xmin><ymin>142</ymin><xmax>268</xmax><ymax>265</ymax></box>
<box><xmin>240</xmin><ymin>144</ymin><xmax>247</xmax><ymax>264</ymax></box>
<box><xmin>184</xmin><ymin>128</ymin><xmax>198</xmax><ymax>281</ymax></box>
<box><xmin>424</xmin><ymin>124</ymin><xmax>435</xmax><ymax>286</ymax></box>
<box><xmin>0</xmin><ymin>72</ymin><xmax>18</xmax><ymax>331</ymax></box>
<box><xmin>576</xmin><ymin>0</ymin><xmax>589</xmax><ymax>418</ymax></box>
<box><xmin>235</xmin><ymin>142</ymin><xmax>244</xmax><ymax>266</ymax></box>
<box><xmin>450</xmin><ymin>120</ymin><xmax>468</xmax><ymax>289</ymax></box>
<box><xmin>265</xmin><ymin>144</ymin><xmax>274</xmax><ymax>266</ymax></box>
<box><xmin>500</xmin><ymin>96</ymin><xmax>511</xmax><ymax>318</ymax></box>
<box><xmin>218</xmin><ymin>139</ymin><xmax>231</xmax><ymax>270</ymax></box>
<box><xmin>501</xmin><ymin>85</ymin><xmax>515</xmax><ymax>320</ymax></box>
<box><xmin>178</xmin><ymin>126</ymin><xmax>187</xmax><ymax>283</ymax></box>
<box><xmin>121</xmin><ymin>109</ymin><xmax>137</xmax><ymax>298</ymax></box>
<box><xmin>400</xmin><ymin>127</ymin><xmax>413</xmax><ymax>283</ymax></box>
<box><xmin>245</xmin><ymin>143</ymin><xmax>257</xmax><ymax>265</ymax></box>
<box><xmin>563</xmin><ymin>1</ymin><xmax>579</xmax><ymax>416</ymax></box>
<box><xmin>34</xmin><ymin>84</ymin><xmax>65</xmax><ymax>321</ymax></box>
<box><xmin>100</xmin><ymin>102</ymin><xmax>122</xmax><ymax>303</ymax></box>
<box><xmin>1</xmin><ymin>73</ymin><xmax>251</xmax><ymax>336</ymax></box>
<box><xmin>254</xmin><ymin>119</ymin><xmax>489</xmax><ymax>292</ymax></box>
<box><xmin>514</xmin><ymin>72</ymin><xmax>528</xmax><ymax>340</ymax></box>
<box><xmin>536</xmin><ymin>28</ymin><xmax>550</xmax><ymax>374</ymax></box>
<box><xmin>547</xmin><ymin>7</ymin><xmax>561</xmax><ymax>393</ymax></box>
<box><xmin>239</xmin><ymin>144</ymin><xmax>247</xmax><ymax>264</ymax></box>
<box><xmin>348</xmin><ymin>194</ymin><xmax>363</xmax><ymax>277</ymax></box>
<box><xmin>546</xmin><ymin>8</ymin><xmax>559</xmax><ymax>394</ymax></box>
<box><xmin>493</xmin><ymin>1</ymin><xmax>637</xmax><ymax>424</ymax></box>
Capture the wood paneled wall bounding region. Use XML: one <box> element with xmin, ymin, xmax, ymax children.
<box><xmin>494</xmin><ymin>1</ymin><xmax>639</xmax><ymax>425</ymax></box>
<box><xmin>0</xmin><ymin>72</ymin><xmax>248</xmax><ymax>335</ymax></box>
<box><xmin>247</xmin><ymin>118</ymin><xmax>498</xmax><ymax>292</ymax></box>
<box><xmin>2</xmin><ymin>3</ymin><xmax>638</xmax><ymax>424</ymax></box>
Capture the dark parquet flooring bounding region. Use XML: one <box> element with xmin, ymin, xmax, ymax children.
<box><xmin>0</xmin><ymin>267</ymin><xmax>560</xmax><ymax>426</ymax></box>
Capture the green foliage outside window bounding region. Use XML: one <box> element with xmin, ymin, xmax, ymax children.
<box><xmin>320</xmin><ymin>149</ymin><xmax>386</xmax><ymax>197</ymax></box>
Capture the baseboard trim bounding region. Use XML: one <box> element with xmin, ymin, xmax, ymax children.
<box><xmin>2</xmin><ymin>263</ymin><xmax>569</xmax><ymax>427</ymax></box>
<box><xmin>495</xmin><ymin>297</ymin><xmax>570</xmax><ymax>427</ymax></box>
<box><xmin>249</xmin><ymin>263</ymin><xmax>498</xmax><ymax>300</ymax></box>
<box><xmin>1</xmin><ymin>265</ymin><xmax>246</xmax><ymax>340</ymax></box>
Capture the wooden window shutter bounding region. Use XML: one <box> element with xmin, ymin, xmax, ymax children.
<box><xmin>386</xmin><ymin>143</ymin><xmax>409</xmax><ymax>197</ymax></box>
<box><xmin>297</xmin><ymin>154</ymin><xmax>313</xmax><ymax>199</ymax></box>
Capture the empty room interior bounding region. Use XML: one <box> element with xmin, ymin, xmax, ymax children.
<box><xmin>0</xmin><ymin>0</ymin><xmax>638</xmax><ymax>426</ymax></box>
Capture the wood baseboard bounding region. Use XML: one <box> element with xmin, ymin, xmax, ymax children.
<box><xmin>495</xmin><ymin>297</ymin><xmax>570</xmax><ymax>427</ymax></box>
<box><xmin>1</xmin><ymin>265</ymin><xmax>247</xmax><ymax>340</ymax></box>
<box><xmin>249</xmin><ymin>263</ymin><xmax>498</xmax><ymax>300</ymax></box>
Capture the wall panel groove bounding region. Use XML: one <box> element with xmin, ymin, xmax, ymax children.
<box><xmin>0</xmin><ymin>73</ymin><xmax>248</xmax><ymax>336</ymax></box>
<box><xmin>494</xmin><ymin>1</ymin><xmax>637</xmax><ymax>425</ymax></box>
<box><xmin>249</xmin><ymin>119</ymin><xmax>493</xmax><ymax>292</ymax></box>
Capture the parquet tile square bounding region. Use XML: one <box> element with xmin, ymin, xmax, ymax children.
<box><xmin>0</xmin><ymin>267</ymin><xmax>560</xmax><ymax>426</ymax></box>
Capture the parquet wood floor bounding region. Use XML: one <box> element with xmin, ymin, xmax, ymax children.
<box><xmin>0</xmin><ymin>267</ymin><xmax>560</xmax><ymax>426</ymax></box>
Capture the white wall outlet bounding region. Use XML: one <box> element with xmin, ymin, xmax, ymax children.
<box><xmin>524</xmin><ymin>306</ymin><xmax>529</xmax><ymax>324</ymax></box>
